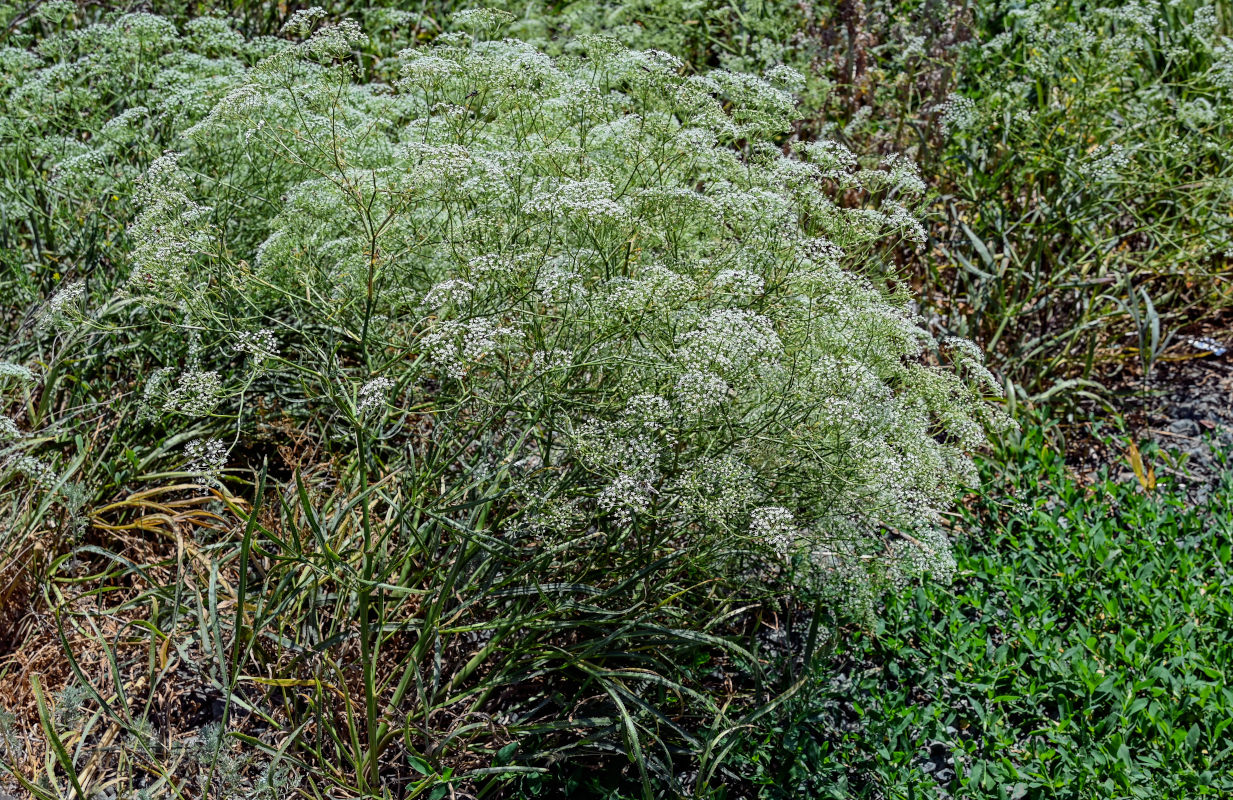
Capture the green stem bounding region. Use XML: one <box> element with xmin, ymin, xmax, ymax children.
<box><xmin>356</xmin><ymin>428</ymin><xmax>380</xmax><ymax>790</ymax></box>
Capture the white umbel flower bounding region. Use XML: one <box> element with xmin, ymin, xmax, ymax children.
<box><xmin>184</xmin><ymin>438</ymin><xmax>227</xmax><ymax>485</ymax></box>
<box><xmin>163</xmin><ymin>370</ymin><xmax>223</xmax><ymax>417</ymax></box>
<box><xmin>357</xmin><ymin>377</ymin><xmax>395</xmax><ymax>414</ymax></box>
<box><xmin>749</xmin><ymin>506</ymin><xmax>798</xmax><ymax>558</ymax></box>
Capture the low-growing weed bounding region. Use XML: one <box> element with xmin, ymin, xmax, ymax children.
<box><xmin>728</xmin><ymin>426</ymin><xmax>1233</xmax><ymax>798</ymax></box>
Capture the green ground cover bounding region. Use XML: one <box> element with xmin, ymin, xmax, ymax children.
<box><xmin>729</xmin><ymin>428</ymin><xmax>1233</xmax><ymax>799</ymax></box>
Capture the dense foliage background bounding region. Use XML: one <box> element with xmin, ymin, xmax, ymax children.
<box><xmin>1</xmin><ymin>1</ymin><xmax>1230</xmax><ymax>798</ymax></box>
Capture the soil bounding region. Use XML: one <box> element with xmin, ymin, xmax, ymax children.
<box><xmin>1117</xmin><ymin>349</ymin><xmax>1233</xmax><ymax>503</ymax></box>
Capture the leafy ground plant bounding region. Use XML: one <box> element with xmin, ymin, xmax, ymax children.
<box><xmin>726</xmin><ymin>423</ymin><xmax>1233</xmax><ymax>799</ymax></box>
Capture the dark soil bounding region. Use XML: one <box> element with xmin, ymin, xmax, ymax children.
<box><xmin>1123</xmin><ymin>350</ymin><xmax>1233</xmax><ymax>502</ymax></box>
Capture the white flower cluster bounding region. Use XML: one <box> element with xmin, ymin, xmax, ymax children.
<box><xmin>452</xmin><ymin>8</ymin><xmax>515</xmax><ymax>33</ymax></box>
<box><xmin>525</xmin><ymin>179</ymin><xmax>628</xmax><ymax>224</ymax></box>
<box><xmin>163</xmin><ymin>370</ymin><xmax>222</xmax><ymax>417</ymax></box>
<box><xmin>674</xmin><ymin>371</ymin><xmax>730</xmax><ymax>415</ymax></box>
<box><xmin>1079</xmin><ymin>144</ymin><xmax>1132</xmax><ymax>183</ymax></box>
<box><xmin>883</xmin><ymin>201</ymin><xmax>927</xmax><ymax>247</ymax></box>
<box><xmin>674</xmin><ymin>310</ymin><xmax>782</xmax><ymax>376</ymax></box>
<box><xmin>673</xmin><ymin>455</ymin><xmax>759</xmax><ymax>527</ymax></box>
<box><xmin>114</xmin><ymin>17</ymin><xmax>999</xmax><ymax>603</ymax></box>
<box><xmin>357</xmin><ymin>377</ymin><xmax>395</xmax><ymax>414</ymax></box>
<box><xmin>530</xmin><ymin>348</ymin><xmax>573</xmax><ymax>377</ymax></box>
<box><xmin>127</xmin><ymin>153</ymin><xmax>217</xmax><ymax>298</ymax></box>
<box><xmin>8</xmin><ymin>455</ymin><xmax>57</xmax><ymax>489</ymax></box>
<box><xmin>37</xmin><ymin>281</ymin><xmax>86</xmax><ymax>330</ymax></box>
<box><xmin>421</xmin><ymin>279</ymin><xmax>475</xmax><ymax>310</ymax></box>
<box><xmin>1211</xmin><ymin>39</ymin><xmax>1233</xmax><ymax>92</ymax></box>
<box><xmin>34</xmin><ymin>0</ymin><xmax>75</xmax><ymax>24</ymax></box>
<box><xmin>1188</xmin><ymin>6</ymin><xmax>1219</xmax><ymax>40</ymax></box>
<box><xmin>597</xmin><ymin>472</ymin><xmax>656</xmax><ymax>526</ymax></box>
<box><xmin>712</xmin><ymin>269</ymin><xmax>765</xmax><ymax>296</ymax></box>
<box><xmin>234</xmin><ymin>329</ymin><xmax>279</xmax><ymax>362</ymax></box>
<box><xmin>749</xmin><ymin>506</ymin><xmax>798</xmax><ymax>559</ymax></box>
<box><xmin>184</xmin><ymin>438</ymin><xmax>227</xmax><ymax>485</ymax></box>
<box><xmin>623</xmin><ymin>394</ymin><xmax>672</xmax><ymax>428</ymax></box>
<box><xmin>880</xmin><ymin>154</ymin><xmax>928</xmax><ymax>197</ymax></box>
<box><xmin>943</xmin><ymin>336</ymin><xmax>1002</xmax><ymax>396</ymax></box>
<box><xmin>279</xmin><ymin>7</ymin><xmax>328</xmax><ymax>37</ymax></box>
<box><xmin>0</xmin><ymin>416</ymin><xmax>22</xmax><ymax>440</ymax></box>
<box><xmin>422</xmin><ymin>318</ymin><xmax>522</xmax><ymax>380</ymax></box>
<box><xmin>938</xmin><ymin>93</ymin><xmax>977</xmax><ymax>135</ymax></box>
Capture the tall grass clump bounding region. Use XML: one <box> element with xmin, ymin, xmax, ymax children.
<box><xmin>1</xmin><ymin>8</ymin><xmax>1004</xmax><ymax>796</ymax></box>
<box><xmin>801</xmin><ymin>0</ymin><xmax>1233</xmax><ymax>398</ymax></box>
<box><xmin>921</xmin><ymin>0</ymin><xmax>1233</xmax><ymax>396</ymax></box>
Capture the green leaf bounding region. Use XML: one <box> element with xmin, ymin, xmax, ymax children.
<box><xmin>32</xmin><ymin>675</ymin><xmax>88</xmax><ymax>800</ymax></box>
<box><xmin>494</xmin><ymin>742</ymin><xmax>517</xmax><ymax>767</ymax></box>
<box><xmin>1185</xmin><ymin>723</ymin><xmax>1201</xmax><ymax>750</ymax></box>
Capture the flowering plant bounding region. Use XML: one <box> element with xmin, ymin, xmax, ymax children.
<box><xmin>133</xmin><ymin>20</ymin><xmax>1002</xmax><ymax>608</ymax></box>
<box><xmin>1</xmin><ymin>10</ymin><xmax>1003</xmax><ymax>794</ymax></box>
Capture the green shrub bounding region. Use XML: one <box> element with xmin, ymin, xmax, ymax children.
<box><xmin>12</xmin><ymin>0</ymin><xmax>1226</xmax><ymax>404</ymax></box>
<box><xmin>0</xmin><ymin>7</ymin><xmax>279</xmax><ymax>633</ymax></box>
<box><xmin>0</xmin><ymin>7</ymin><xmax>276</xmax><ymax>314</ymax></box>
